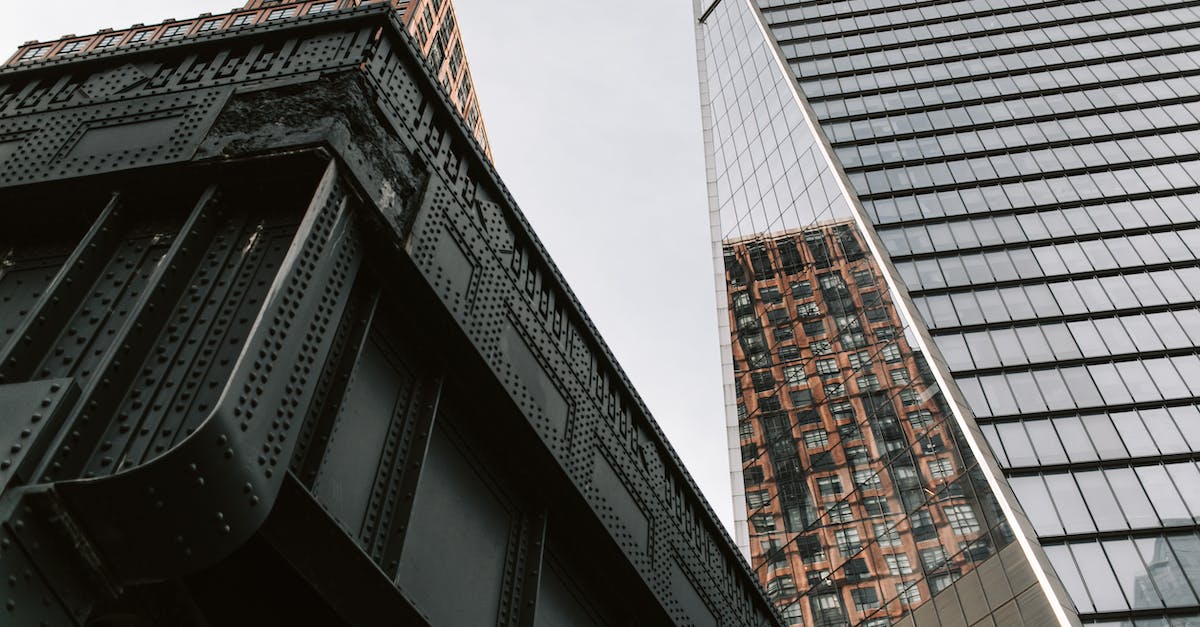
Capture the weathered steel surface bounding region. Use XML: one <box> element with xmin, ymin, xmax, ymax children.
<box><xmin>0</xmin><ymin>6</ymin><xmax>781</xmax><ymax>625</ymax></box>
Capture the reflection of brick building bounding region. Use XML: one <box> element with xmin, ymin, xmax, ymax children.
<box><xmin>5</xmin><ymin>0</ymin><xmax>491</xmax><ymax>158</ymax></box>
<box><xmin>725</xmin><ymin>220</ymin><xmax>1009</xmax><ymax>626</ymax></box>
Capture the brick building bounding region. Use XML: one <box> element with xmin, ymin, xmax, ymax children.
<box><xmin>726</xmin><ymin>221</ymin><xmax>1018</xmax><ymax>626</ymax></box>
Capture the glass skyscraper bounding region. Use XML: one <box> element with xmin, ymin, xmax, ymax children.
<box><xmin>696</xmin><ymin>0</ymin><xmax>1200</xmax><ymax>626</ymax></box>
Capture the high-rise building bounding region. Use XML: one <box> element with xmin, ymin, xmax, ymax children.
<box><xmin>698</xmin><ymin>0</ymin><xmax>1200</xmax><ymax>626</ymax></box>
<box><xmin>0</xmin><ymin>4</ymin><xmax>781</xmax><ymax>625</ymax></box>
<box><xmin>5</xmin><ymin>0</ymin><xmax>492</xmax><ymax>158</ymax></box>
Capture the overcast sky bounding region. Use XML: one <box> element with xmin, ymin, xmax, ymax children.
<box><xmin>0</xmin><ymin>1</ymin><xmax>734</xmax><ymax>531</ymax></box>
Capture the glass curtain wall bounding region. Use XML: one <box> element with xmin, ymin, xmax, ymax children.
<box><xmin>696</xmin><ymin>0</ymin><xmax>1080</xmax><ymax>625</ymax></box>
<box><xmin>734</xmin><ymin>0</ymin><xmax>1200</xmax><ymax>625</ymax></box>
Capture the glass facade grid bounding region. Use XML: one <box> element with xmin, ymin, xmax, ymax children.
<box><xmin>699</xmin><ymin>0</ymin><xmax>1077</xmax><ymax>623</ymax></box>
<box><xmin>729</xmin><ymin>0</ymin><xmax>1200</xmax><ymax>623</ymax></box>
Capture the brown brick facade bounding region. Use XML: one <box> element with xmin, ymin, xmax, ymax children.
<box><xmin>726</xmin><ymin>220</ymin><xmax>1009</xmax><ymax>626</ymax></box>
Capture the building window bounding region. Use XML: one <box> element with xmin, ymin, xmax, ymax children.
<box><xmin>802</xmin><ymin>320</ymin><xmax>825</xmax><ymax>336</ymax></box>
<box><xmin>944</xmin><ymin>505</ymin><xmax>981</xmax><ymax>535</ymax></box>
<box><xmin>804</xmin><ymin>429</ymin><xmax>829</xmax><ymax>449</ymax></box>
<box><xmin>890</xmin><ymin>368</ymin><xmax>911</xmax><ymax>385</ymax></box>
<box><xmin>815</xmin><ymin>359</ymin><xmax>839</xmax><ymax>375</ymax></box>
<box><xmin>852</xmin><ymin>269</ymin><xmax>875</xmax><ymax>287</ymax></box>
<box><xmin>736</xmin><ymin>313</ymin><xmax>759</xmax><ymax>330</ymax></box>
<box><xmin>789</xmin><ymin>388</ymin><xmax>813</xmax><ymax>407</ymax></box>
<box><xmin>921</xmin><ymin>546</ymin><xmax>950</xmax><ymax>570</ymax></box>
<box><xmin>806</xmin><ymin>569</ymin><xmax>831</xmax><ymax>588</ymax></box>
<box><xmin>95</xmin><ymin>34</ymin><xmax>122</xmax><ymax>48</ymax></box>
<box><xmin>876</xmin><ymin>326</ymin><xmax>898</xmax><ymax>340</ymax></box>
<box><xmin>797</xmin><ymin>302</ymin><xmax>821</xmax><ymax>318</ymax></box>
<box><xmin>59</xmin><ymin>40</ymin><xmax>88</xmax><ymax>54</ymax></box>
<box><xmin>739</xmin><ymin>418</ymin><xmax>753</xmax><ymax>440</ymax></box>
<box><xmin>751</xmin><ymin>513</ymin><xmax>776</xmax><ymax>533</ymax></box>
<box><xmin>830</xmin><ymin>402</ymin><xmax>854</xmax><ymax>421</ymax></box>
<box><xmin>816</xmin><ymin>475</ymin><xmax>842</xmax><ymax>496</ymax></box>
<box><xmin>812</xmin><ymin>594</ymin><xmax>841</xmax><ymax>618</ymax></box>
<box><xmin>731</xmin><ymin>290</ymin><xmax>752</xmax><ymax>313</ymax></box>
<box><xmin>819</xmin><ymin>272</ymin><xmax>847</xmax><ymax>291</ymax></box>
<box><xmin>874</xmin><ymin>522</ymin><xmax>901</xmax><ymax>547</ymax></box>
<box><xmin>855</xmin><ymin>469</ymin><xmax>882</xmax><ymax>490</ymax></box>
<box><xmin>761</xmin><ymin>539</ymin><xmax>788</xmax><ymax>571</ymax></box>
<box><xmin>844</xmin><ymin>557</ymin><xmax>870</xmax><ymax>581</ymax></box>
<box><xmin>908</xmin><ymin>410</ymin><xmax>933</xmax><ymax>428</ymax></box>
<box><xmin>791</xmin><ymin>280</ymin><xmax>813</xmax><ymax>298</ymax></box>
<box><xmin>232</xmin><ymin>14</ymin><xmax>256</xmax><ymax>26</ymax></box>
<box><xmin>766</xmin><ymin>576</ymin><xmax>797</xmax><ymax>600</ymax></box>
<box><xmin>931</xmin><ymin>573</ymin><xmax>959</xmax><ymax>594</ymax></box>
<box><xmin>850</xmin><ymin>587</ymin><xmax>880</xmax><ymax>612</ymax></box>
<box><xmin>828</xmin><ymin>502</ymin><xmax>853</xmax><ymax>523</ymax></box>
<box><xmin>896</xmin><ymin>582</ymin><xmax>922</xmax><ymax>605</ymax></box>
<box><xmin>309</xmin><ymin>1</ymin><xmax>338</xmax><ymax>13</ymax></box>
<box><xmin>759</xmin><ymin>285</ymin><xmax>782</xmax><ymax>304</ymax></box>
<box><xmin>811</xmin><ymin>451</ymin><xmax>836</xmax><ymax>471</ymax></box>
<box><xmin>865</xmin><ymin>307</ymin><xmax>888</xmax><ymax>323</ymax></box>
<box><xmin>267</xmin><ymin>7</ymin><xmax>299</xmax><ymax>20</ymax></box>
<box><xmin>885</xmin><ymin>553</ymin><xmax>913</xmax><ymax>575</ymax></box>
<box><xmin>747</xmin><ymin>351</ymin><xmax>771</xmax><ymax>369</ymax></box>
<box><xmin>741</xmin><ymin>332</ymin><xmax>765</xmax><ymax>353</ymax></box>
<box><xmin>161</xmin><ymin>24</ymin><xmax>191</xmax><ymax>38</ymax></box>
<box><xmin>857</xmin><ymin>374</ymin><xmax>880</xmax><ymax>392</ymax></box>
<box><xmin>835</xmin><ymin>314</ymin><xmax>861</xmax><ymax>333</ymax></box>
<box><xmin>834</xmin><ymin>528</ymin><xmax>861</xmax><ymax>553</ymax></box>
<box><xmin>810</xmin><ymin>339</ymin><xmax>832</xmax><ymax>355</ymax></box>
<box><xmin>746</xmin><ymin>490</ymin><xmax>770</xmax><ymax>509</ymax></box>
<box><xmin>796</xmin><ymin>534</ymin><xmax>825</xmax><ymax>564</ymax></box>
<box><xmin>845</xmin><ymin>446</ymin><xmax>869</xmax><ymax>465</ymax></box>
<box><xmin>863</xmin><ymin>496</ymin><xmax>890</xmax><ymax>516</ymax></box>
<box><xmin>824</xmin><ymin>382</ymin><xmax>846</xmax><ymax>398</ymax></box>
<box><xmin>847</xmin><ymin>350</ymin><xmax>872</xmax><ymax>369</ymax></box>
<box><xmin>750</xmin><ymin>371</ymin><xmax>775</xmax><ymax>392</ymax></box>
<box><xmin>779</xmin><ymin>345</ymin><xmax>801</xmax><ymax>362</ymax></box>
<box><xmin>839</xmin><ymin>423</ymin><xmax>862</xmax><ymax>441</ymax></box>
<box><xmin>780</xmin><ymin>602</ymin><xmax>804</xmax><ymax>625</ymax></box>
<box><xmin>19</xmin><ymin>46</ymin><xmax>50</xmax><ymax>60</ymax></box>
<box><xmin>928</xmin><ymin>458</ymin><xmax>954</xmax><ymax>479</ymax></box>
<box><xmin>199</xmin><ymin>19</ymin><xmax>223</xmax><ymax>32</ymax></box>
<box><xmin>743</xmin><ymin>466</ymin><xmax>763</xmax><ymax>486</ymax></box>
<box><xmin>774</xmin><ymin>327</ymin><xmax>794</xmax><ymax>342</ymax></box>
<box><xmin>129</xmin><ymin>30</ymin><xmax>154</xmax><ymax>43</ymax></box>
<box><xmin>766</xmin><ymin>308</ymin><xmax>791</xmax><ymax>325</ymax></box>
<box><xmin>777</xmin><ymin>238</ymin><xmax>804</xmax><ymax>274</ymax></box>
<box><xmin>882</xmin><ymin>343</ymin><xmax>902</xmax><ymax>363</ymax></box>
<box><xmin>782</xmin><ymin>365</ymin><xmax>806</xmax><ymax>386</ymax></box>
<box><xmin>899</xmin><ymin>389</ymin><xmax>921</xmax><ymax>406</ymax></box>
<box><xmin>842</xmin><ymin>333</ymin><xmax>868</xmax><ymax>349</ymax></box>
<box><xmin>459</xmin><ymin>72</ymin><xmax>473</xmax><ymax>101</ymax></box>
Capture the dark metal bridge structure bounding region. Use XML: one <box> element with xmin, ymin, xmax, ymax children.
<box><xmin>0</xmin><ymin>7</ymin><xmax>781</xmax><ymax>626</ymax></box>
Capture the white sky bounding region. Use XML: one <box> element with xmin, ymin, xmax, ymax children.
<box><xmin>0</xmin><ymin>1</ymin><xmax>735</xmax><ymax>532</ymax></box>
